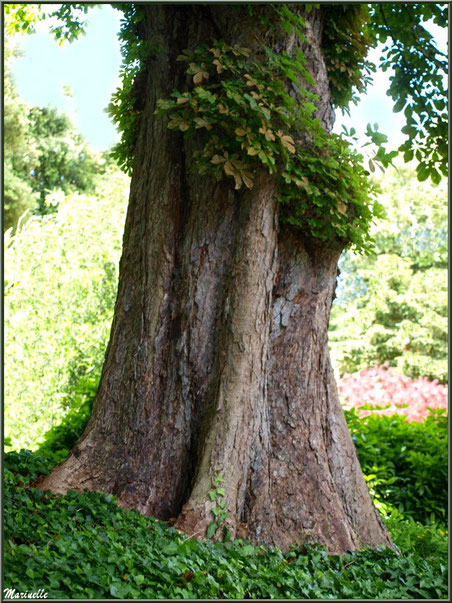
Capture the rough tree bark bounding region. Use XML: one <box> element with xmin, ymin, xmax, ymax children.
<box><xmin>38</xmin><ymin>4</ymin><xmax>393</xmax><ymax>554</ymax></box>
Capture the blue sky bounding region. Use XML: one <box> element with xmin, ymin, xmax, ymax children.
<box><xmin>10</xmin><ymin>5</ymin><xmax>123</xmax><ymax>150</ymax></box>
<box><xmin>9</xmin><ymin>4</ymin><xmax>447</xmax><ymax>153</ymax></box>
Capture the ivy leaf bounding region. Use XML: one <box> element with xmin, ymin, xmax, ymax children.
<box><xmin>232</xmin><ymin>173</ymin><xmax>243</xmax><ymax>189</ymax></box>
<box><xmin>241</xmin><ymin>171</ymin><xmax>254</xmax><ymax>189</ymax></box>
<box><xmin>277</xmin><ymin>131</ymin><xmax>296</xmax><ymax>153</ymax></box>
<box><xmin>213</xmin><ymin>59</ymin><xmax>224</xmax><ymax>73</ymax></box>
<box><xmin>207</xmin><ymin>522</ymin><xmax>218</xmax><ymax>538</ymax></box>
<box><xmin>223</xmin><ymin>161</ymin><xmax>235</xmax><ymax>177</ymax></box>
<box><xmin>337</xmin><ymin>202</ymin><xmax>347</xmax><ymax>215</ymax></box>
<box><xmin>162</xmin><ymin>541</ymin><xmax>179</xmax><ymax>555</ymax></box>
<box><xmin>155</xmin><ymin>99</ymin><xmax>175</xmax><ymax>112</ymax></box>
<box><xmin>168</xmin><ymin>116</ymin><xmax>190</xmax><ymax>131</ymax></box>
<box><xmin>244</xmin><ymin>93</ymin><xmax>258</xmax><ymax>109</ymax></box>
<box><xmin>235</xmin><ymin>126</ymin><xmax>249</xmax><ymax>137</ymax></box>
<box><xmin>259</xmin><ymin>124</ymin><xmax>275</xmax><ymax>141</ymax></box>
<box><xmin>189</xmin><ymin>62</ymin><xmax>209</xmax><ymax>84</ymax></box>
<box><xmin>194</xmin><ymin>117</ymin><xmax>212</xmax><ymax>130</ymax></box>
<box><xmin>246</xmin><ymin>145</ymin><xmax>261</xmax><ymax>156</ymax></box>
<box><xmin>223</xmin><ymin>161</ymin><xmax>243</xmax><ymax>189</ymax></box>
<box><xmin>176</xmin><ymin>49</ymin><xmax>192</xmax><ymax>62</ymax></box>
<box><xmin>209</xmin><ymin>46</ymin><xmax>221</xmax><ymax>58</ymax></box>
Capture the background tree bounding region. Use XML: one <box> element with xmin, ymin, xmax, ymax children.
<box><xmin>3</xmin><ymin>35</ymin><xmax>111</xmax><ymax>230</ymax></box>
<box><xmin>26</xmin><ymin>105</ymin><xmax>106</xmax><ymax>214</ymax></box>
<box><xmin>4</xmin><ymin>41</ymin><xmax>40</xmax><ymax>230</ymax></box>
<box><xmin>7</xmin><ymin>3</ymin><xmax>447</xmax><ymax>555</ymax></box>
<box><xmin>329</xmin><ymin>164</ymin><xmax>447</xmax><ymax>383</ymax></box>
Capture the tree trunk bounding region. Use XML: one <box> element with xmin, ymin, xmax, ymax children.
<box><xmin>38</xmin><ymin>4</ymin><xmax>393</xmax><ymax>554</ymax></box>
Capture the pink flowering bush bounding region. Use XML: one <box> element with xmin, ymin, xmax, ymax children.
<box><xmin>338</xmin><ymin>362</ymin><xmax>448</xmax><ymax>422</ymax></box>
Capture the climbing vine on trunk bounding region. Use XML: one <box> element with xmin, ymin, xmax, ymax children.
<box><xmin>155</xmin><ymin>35</ymin><xmax>384</xmax><ymax>252</ymax></box>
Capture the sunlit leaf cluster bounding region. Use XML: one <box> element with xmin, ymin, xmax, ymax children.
<box><xmin>4</xmin><ymin>3</ymin><xmax>90</xmax><ymax>43</ymax></box>
<box><xmin>4</xmin><ymin>168</ymin><xmax>129</xmax><ymax>449</ymax></box>
<box><xmin>369</xmin><ymin>3</ymin><xmax>448</xmax><ymax>182</ymax></box>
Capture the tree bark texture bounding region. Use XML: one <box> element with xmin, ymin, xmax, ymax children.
<box><xmin>38</xmin><ymin>5</ymin><xmax>393</xmax><ymax>554</ymax></box>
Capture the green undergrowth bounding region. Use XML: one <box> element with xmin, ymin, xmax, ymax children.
<box><xmin>345</xmin><ymin>408</ymin><xmax>448</xmax><ymax>527</ymax></box>
<box><xmin>4</xmin><ymin>450</ymin><xmax>448</xmax><ymax>600</ymax></box>
<box><xmin>34</xmin><ymin>376</ymin><xmax>97</xmax><ymax>464</ymax></box>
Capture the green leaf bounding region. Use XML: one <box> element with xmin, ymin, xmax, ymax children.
<box><xmin>242</xmin><ymin>544</ymin><xmax>255</xmax><ymax>556</ymax></box>
<box><xmin>416</xmin><ymin>164</ymin><xmax>429</xmax><ymax>182</ymax></box>
<box><xmin>207</xmin><ymin>522</ymin><xmax>218</xmax><ymax>538</ymax></box>
<box><xmin>162</xmin><ymin>541</ymin><xmax>179</xmax><ymax>555</ymax></box>
<box><xmin>393</xmin><ymin>97</ymin><xmax>406</xmax><ymax>113</ymax></box>
<box><xmin>403</xmin><ymin>149</ymin><xmax>414</xmax><ymax>162</ymax></box>
<box><xmin>430</xmin><ymin>167</ymin><xmax>441</xmax><ymax>185</ymax></box>
<box><xmin>244</xmin><ymin>93</ymin><xmax>257</xmax><ymax>109</ymax></box>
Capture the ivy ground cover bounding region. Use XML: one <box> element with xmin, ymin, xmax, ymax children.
<box><xmin>4</xmin><ymin>446</ymin><xmax>448</xmax><ymax>600</ymax></box>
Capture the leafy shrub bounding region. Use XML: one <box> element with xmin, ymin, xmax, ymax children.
<box><xmin>345</xmin><ymin>408</ymin><xmax>448</xmax><ymax>526</ymax></box>
<box><xmin>35</xmin><ymin>377</ymin><xmax>98</xmax><ymax>463</ymax></box>
<box><xmin>339</xmin><ymin>363</ymin><xmax>447</xmax><ymax>422</ymax></box>
<box><xmin>384</xmin><ymin>511</ymin><xmax>448</xmax><ymax>561</ymax></box>
<box><xmin>4</xmin><ymin>451</ymin><xmax>448</xmax><ymax>600</ymax></box>
<box><xmin>4</xmin><ymin>167</ymin><xmax>129</xmax><ymax>450</ymax></box>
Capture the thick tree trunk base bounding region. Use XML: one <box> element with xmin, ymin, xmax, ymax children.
<box><xmin>37</xmin><ymin>4</ymin><xmax>394</xmax><ymax>555</ymax></box>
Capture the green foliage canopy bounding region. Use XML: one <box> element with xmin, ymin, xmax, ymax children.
<box><xmin>26</xmin><ymin>105</ymin><xmax>105</xmax><ymax>212</ymax></box>
<box><xmin>345</xmin><ymin>408</ymin><xmax>448</xmax><ymax>526</ymax></box>
<box><xmin>368</xmin><ymin>3</ymin><xmax>448</xmax><ymax>183</ymax></box>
